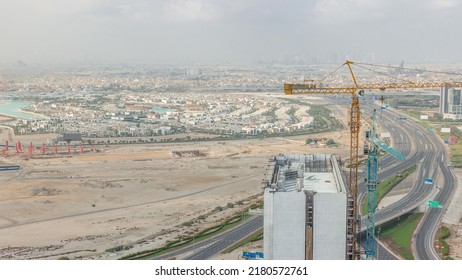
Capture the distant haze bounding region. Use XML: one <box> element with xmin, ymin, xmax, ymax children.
<box><xmin>1</xmin><ymin>0</ymin><xmax>462</xmax><ymax>66</ymax></box>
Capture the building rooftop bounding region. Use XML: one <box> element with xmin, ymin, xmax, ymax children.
<box><xmin>264</xmin><ymin>154</ymin><xmax>347</xmax><ymax>195</ymax></box>
<box><xmin>263</xmin><ymin>153</ymin><xmax>348</xmax><ymax>260</ymax></box>
<box><xmin>303</xmin><ymin>172</ymin><xmax>338</xmax><ymax>193</ymax></box>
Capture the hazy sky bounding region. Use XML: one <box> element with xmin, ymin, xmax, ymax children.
<box><xmin>1</xmin><ymin>0</ymin><xmax>462</xmax><ymax>65</ymax></box>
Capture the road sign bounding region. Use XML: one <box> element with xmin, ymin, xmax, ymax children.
<box><xmin>243</xmin><ymin>252</ymin><xmax>256</xmax><ymax>259</ymax></box>
<box><xmin>424</xmin><ymin>178</ymin><xmax>433</xmax><ymax>185</ymax></box>
<box><xmin>428</xmin><ymin>200</ymin><xmax>440</xmax><ymax>208</ymax></box>
<box><xmin>255</xmin><ymin>252</ymin><xmax>264</xmax><ymax>259</ymax></box>
<box><xmin>428</xmin><ymin>127</ymin><xmax>434</xmax><ymax>131</ymax></box>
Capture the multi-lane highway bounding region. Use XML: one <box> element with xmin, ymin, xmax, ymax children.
<box><xmin>412</xmin><ymin>128</ymin><xmax>456</xmax><ymax>260</ymax></box>
<box><xmin>184</xmin><ymin>215</ymin><xmax>263</xmax><ymax>260</ymax></box>
<box><xmin>359</xmin><ymin>106</ymin><xmax>431</xmax><ymax>259</ymax></box>
<box><xmin>360</xmin><ymin>105</ymin><xmax>455</xmax><ymax>260</ymax></box>
<box><xmin>153</xmin><ymin>215</ymin><xmax>263</xmax><ymax>260</ymax></box>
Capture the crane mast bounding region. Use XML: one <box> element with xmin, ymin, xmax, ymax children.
<box><xmin>365</xmin><ymin>124</ymin><xmax>378</xmax><ymax>260</ymax></box>
<box><xmin>365</xmin><ymin>109</ymin><xmax>405</xmax><ymax>260</ymax></box>
<box><xmin>347</xmin><ymin>94</ymin><xmax>360</xmax><ymax>259</ymax></box>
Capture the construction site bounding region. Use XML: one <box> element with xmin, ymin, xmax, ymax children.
<box><xmin>0</xmin><ymin>118</ymin><xmax>351</xmax><ymax>260</ymax></box>
<box><xmin>2</xmin><ymin>60</ymin><xmax>462</xmax><ymax>261</ymax></box>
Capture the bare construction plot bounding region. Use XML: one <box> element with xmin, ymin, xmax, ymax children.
<box><xmin>0</xmin><ymin>128</ymin><xmax>350</xmax><ymax>260</ymax></box>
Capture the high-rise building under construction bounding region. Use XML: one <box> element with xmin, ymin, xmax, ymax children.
<box><xmin>263</xmin><ymin>154</ymin><xmax>347</xmax><ymax>260</ymax></box>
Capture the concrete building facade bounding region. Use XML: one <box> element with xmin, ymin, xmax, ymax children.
<box><xmin>263</xmin><ymin>154</ymin><xmax>347</xmax><ymax>260</ymax></box>
<box><xmin>440</xmin><ymin>86</ymin><xmax>462</xmax><ymax>119</ymax></box>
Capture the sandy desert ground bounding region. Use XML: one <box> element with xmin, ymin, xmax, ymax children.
<box><xmin>0</xmin><ymin>117</ymin><xmax>353</xmax><ymax>260</ymax></box>
<box><xmin>2</xmin><ymin>101</ymin><xmax>460</xmax><ymax>260</ymax></box>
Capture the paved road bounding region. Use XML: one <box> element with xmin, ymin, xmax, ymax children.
<box><xmin>185</xmin><ymin>215</ymin><xmax>263</xmax><ymax>260</ymax></box>
<box><xmin>360</xmin><ymin>106</ymin><xmax>455</xmax><ymax>260</ymax></box>
<box><xmin>322</xmin><ymin>101</ymin><xmax>453</xmax><ymax>260</ymax></box>
<box><xmin>413</xmin><ymin>131</ymin><xmax>455</xmax><ymax>260</ymax></box>
<box><xmin>358</xmin><ymin>107</ymin><xmax>418</xmax><ymax>260</ymax></box>
<box><xmin>153</xmin><ymin>215</ymin><xmax>263</xmax><ymax>260</ymax></box>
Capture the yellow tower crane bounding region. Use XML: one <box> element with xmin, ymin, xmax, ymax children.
<box><xmin>284</xmin><ymin>60</ymin><xmax>462</xmax><ymax>260</ymax></box>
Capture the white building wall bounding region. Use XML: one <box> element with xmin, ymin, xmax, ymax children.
<box><xmin>263</xmin><ymin>189</ymin><xmax>274</xmax><ymax>259</ymax></box>
<box><xmin>264</xmin><ymin>191</ymin><xmax>306</xmax><ymax>260</ymax></box>
<box><xmin>313</xmin><ymin>192</ymin><xmax>347</xmax><ymax>260</ymax></box>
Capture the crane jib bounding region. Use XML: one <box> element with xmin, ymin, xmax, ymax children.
<box><xmin>284</xmin><ymin>82</ymin><xmax>462</xmax><ymax>95</ymax></box>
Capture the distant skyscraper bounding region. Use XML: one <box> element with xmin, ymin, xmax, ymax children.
<box><xmin>449</xmin><ymin>89</ymin><xmax>462</xmax><ymax>114</ymax></box>
<box><xmin>440</xmin><ymin>86</ymin><xmax>462</xmax><ymax>118</ymax></box>
<box><xmin>440</xmin><ymin>86</ymin><xmax>449</xmax><ymax>114</ymax></box>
